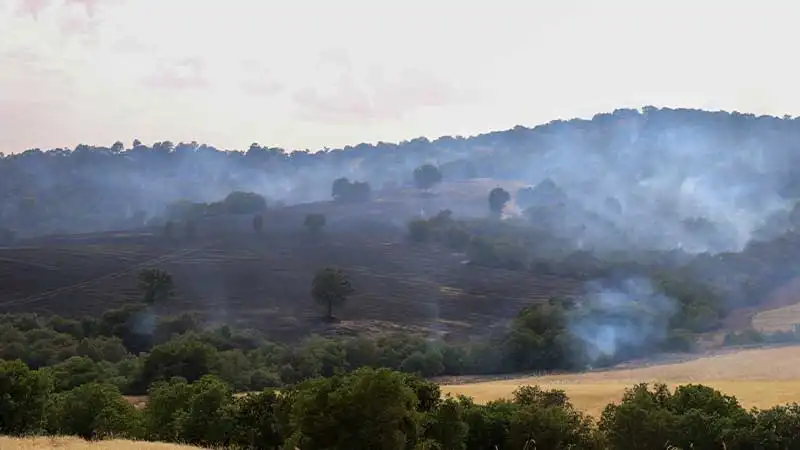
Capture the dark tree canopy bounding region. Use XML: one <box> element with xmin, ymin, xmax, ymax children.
<box><xmin>5</xmin><ymin>107</ymin><xmax>800</xmax><ymax>243</ymax></box>
<box><xmin>413</xmin><ymin>164</ymin><xmax>443</xmax><ymax>192</ymax></box>
<box><xmin>311</xmin><ymin>267</ymin><xmax>354</xmax><ymax>320</ymax></box>
<box><xmin>489</xmin><ymin>187</ymin><xmax>511</xmax><ymax>215</ymax></box>
<box><xmin>331</xmin><ymin>177</ymin><xmax>372</xmax><ymax>203</ymax></box>
<box><xmin>138</xmin><ymin>269</ymin><xmax>174</xmax><ymax>305</ymax></box>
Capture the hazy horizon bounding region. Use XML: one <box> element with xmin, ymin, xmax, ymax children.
<box><xmin>2</xmin><ymin>0</ymin><xmax>799</xmax><ymax>153</ymax></box>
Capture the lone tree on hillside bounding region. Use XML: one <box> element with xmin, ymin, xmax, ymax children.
<box><xmin>331</xmin><ymin>177</ymin><xmax>372</xmax><ymax>203</ymax></box>
<box><xmin>413</xmin><ymin>164</ymin><xmax>443</xmax><ymax>194</ymax></box>
<box><xmin>311</xmin><ymin>267</ymin><xmax>354</xmax><ymax>321</ymax></box>
<box><xmin>489</xmin><ymin>187</ymin><xmax>511</xmax><ymax>216</ymax></box>
<box><xmin>138</xmin><ymin>268</ymin><xmax>174</xmax><ymax>304</ymax></box>
<box><xmin>253</xmin><ymin>214</ymin><xmax>264</xmax><ymax>234</ymax></box>
<box><xmin>304</xmin><ymin>213</ymin><xmax>326</xmax><ymax>233</ymax></box>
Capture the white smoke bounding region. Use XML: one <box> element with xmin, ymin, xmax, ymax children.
<box><xmin>567</xmin><ymin>277</ymin><xmax>678</xmax><ymax>364</ymax></box>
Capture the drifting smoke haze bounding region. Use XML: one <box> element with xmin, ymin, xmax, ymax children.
<box><xmin>509</xmin><ymin>111</ymin><xmax>799</xmax><ymax>255</ymax></box>
<box><xmin>566</xmin><ymin>277</ymin><xmax>679</xmax><ymax>365</ymax></box>
<box><xmin>3</xmin><ymin>107</ymin><xmax>800</xmax><ymax>257</ymax></box>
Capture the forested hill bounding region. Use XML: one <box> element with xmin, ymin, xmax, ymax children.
<box><xmin>4</xmin><ymin>106</ymin><xmax>800</xmax><ymax>242</ymax></box>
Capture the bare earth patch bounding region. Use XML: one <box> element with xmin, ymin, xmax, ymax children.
<box><xmin>441</xmin><ymin>345</ymin><xmax>800</xmax><ymax>417</ymax></box>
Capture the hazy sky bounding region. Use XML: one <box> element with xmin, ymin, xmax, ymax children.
<box><xmin>1</xmin><ymin>0</ymin><xmax>798</xmax><ymax>153</ymax></box>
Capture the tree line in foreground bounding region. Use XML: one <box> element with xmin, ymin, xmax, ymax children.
<box><xmin>0</xmin><ymin>293</ymin><xmax>703</xmax><ymax>399</ymax></box>
<box><xmin>2</xmin><ymin>359</ymin><xmax>799</xmax><ymax>450</ymax></box>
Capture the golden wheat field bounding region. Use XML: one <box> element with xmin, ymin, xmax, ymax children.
<box><xmin>441</xmin><ymin>345</ymin><xmax>800</xmax><ymax>417</ymax></box>
<box><xmin>0</xmin><ymin>436</ymin><xmax>208</xmax><ymax>450</ymax></box>
<box><xmin>752</xmin><ymin>303</ymin><xmax>800</xmax><ymax>332</ymax></box>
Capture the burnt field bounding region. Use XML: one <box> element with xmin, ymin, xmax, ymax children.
<box><xmin>0</xmin><ymin>197</ymin><xmax>583</xmax><ymax>342</ymax></box>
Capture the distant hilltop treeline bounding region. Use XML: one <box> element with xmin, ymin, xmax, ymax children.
<box><xmin>3</xmin><ymin>106</ymin><xmax>800</xmax><ymax>242</ymax></box>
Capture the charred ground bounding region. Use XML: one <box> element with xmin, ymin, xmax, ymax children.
<box><xmin>0</xmin><ymin>180</ymin><xmax>584</xmax><ymax>343</ymax></box>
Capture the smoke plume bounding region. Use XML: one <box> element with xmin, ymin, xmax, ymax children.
<box><xmin>567</xmin><ymin>276</ymin><xmax>678</xmax><ymax>366</ymax></box>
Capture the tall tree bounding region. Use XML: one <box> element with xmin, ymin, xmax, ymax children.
<box><xmin>138</xmin><ymin>268</ymin><xmax>174</xmax><ymax>304</ymax></box>
<box><xmin>311</xmin><ymin>267</ymin><xmax>354</xmax><ymax>321</ymax></box>
<box><xmin>489</xmin><ymin>187</ymin><xmax>511</xmax><ymax>216</ymax></box>
<box><xmin>413</xmin><ymin>164</ymin><xmax>443</xmax><ymax>194</ymax></box>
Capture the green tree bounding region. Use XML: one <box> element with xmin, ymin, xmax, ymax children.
<box><xmin>304</xmin><ymin>213</ymin><xmax>326</xmax><ymax>233</ymax></box>
<box><xmin>0</xmin><ymin>360</ymin><xmax>53</xmax><ymax>435</ymax></box>
<box><xmin>138</xmin><ymin>268</ymin><xmax>174</xmax><ymax>304</ymax></box>
<box><xmin>489</xmin><ymin>187</ymin><xmax>511</xmax><ymax>215</ymax></box>
<box><xmin>421</xmin><ymin>396</ymin><xmax>468</xmax><ymax>450</ymax></box>
<box><xmin>229</xmin><ymin>389</ymin><xmax>284</xmax><ymax>450</ymax></box>
<box><xmin>174</xmin><ymin>375</ymin><xmax>236</xmax><ymax>446</ymax></box>
<box><xmin>142</xmin><ymin>377</ymin><xmax>193</xmax><ymax>442</ymax></box>
<box><xmin>140</xmin><ymin>337</ymin><xmax>220</xmax><ymax>385</ymax></box>
<box><xmin>49</xmin><ymin>382</ymin><xmax>140</xmax><ymax>440</ymax></box>
<box><xmin>311</xmin><ymin>267</ymin><xmax>354</xmax><ymax>321</ymax></box>
<box><xmin>413</xmin><ymin>164</ymin><xmax>443</xmax><ymax>194</ymax></box>
<box><xmin>284</xmin><ymin>368</ymin><xmax>420</xmax><ymax>450</ymax></box>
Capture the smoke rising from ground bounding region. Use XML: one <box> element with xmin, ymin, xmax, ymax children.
<box><xmin>510</xmin><ymin>110</ymin><xmax>800</xmax><ymax>255</ymax></box>
<box><xmin>4</xmin><ymin>107</ymin><xmax>800</xmax><ymax>255</ymax></box>
<box><xmin>567</xmin><ymin>277</ymin><xmax>678</xmax><ymax>366</ymax></box>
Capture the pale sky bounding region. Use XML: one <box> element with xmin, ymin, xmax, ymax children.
<box><xmin>1</xmin><ymin>0</ymin><xmax>798</xmax><ymax>153</ymax></box>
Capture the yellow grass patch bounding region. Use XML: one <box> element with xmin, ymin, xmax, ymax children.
<box><xmin>752</xmin><ymin>303</ymin><xmax>800</xmax><ymax>332</ymax></box>
<box><xmin>0</xmin><ymin>436</ymin><xmax>207</xmax><ymax>449</ymax></box>
<box><xmin>442</xmin><ymin>345</ymin><xmax>800</xmax><ymax>417</ymax></box>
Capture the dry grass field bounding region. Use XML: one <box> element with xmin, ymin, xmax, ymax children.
<box><xmin>441</xmin><ymin>344</ymin><xmax>800</xmax><ymax>417</ymax></box>
<box><xmin>0</xmin><ymin>436</ymin><xmax>207</xmax><ymax>450</ymax></box>
<box><xmin>752</xmin><ymin>303</ymin><xmax>800</xmax><ymax>332</ymax></box>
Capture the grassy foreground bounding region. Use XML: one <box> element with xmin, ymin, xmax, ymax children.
<box><xmin>441</xmin><ymin>345</ymin><xmax>800</xmax><ymax>417</ymax></box>
<box><xmin>0</xmin><ymin>436</ymin><xmax>207</xmax><ymax>449</ymax></box>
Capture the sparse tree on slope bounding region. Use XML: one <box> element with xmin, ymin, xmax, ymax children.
<box><xmin>413</xmin><ymin>164</ymin><xmax>443</xmax><ymax>194</ymax></box>
<box><xmin>138</xmin><ymin>268</ymin><xmax>174</xmax><ymax>304</ymax></box>
<box><xmin>311</xmin><ymin>267</ymin><xmax>354</xmax><ymax>321</ymax></box>
<box><xmin>489</xmin><ymin>187</ymin><xmax>511</xmax><ymax>216</ymax></box>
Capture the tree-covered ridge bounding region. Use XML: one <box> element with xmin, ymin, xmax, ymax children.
<box><xmin>5</xmin><ymin>106</ymin><xmax>800</xmax><ymax>241</ymax></box>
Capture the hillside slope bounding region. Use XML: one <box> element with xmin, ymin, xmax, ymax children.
<box><xmin>0</xmin><ymin>184</ymin><xmax>583</xmax><ymax>341</ymax></box>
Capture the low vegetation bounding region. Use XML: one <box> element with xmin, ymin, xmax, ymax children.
<box><xmin>3</xmin><ymin>359</ymin><xmax>800</xmax><ymax>450</ymax></box>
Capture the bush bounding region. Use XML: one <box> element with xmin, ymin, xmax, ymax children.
<box><xmin>0</xmin><ymin>359</ymin><xmax>53</xmax><ymax>435</ymax></box>
<box><xmin>284</xmin><ymin>368</ymin><xmax>420</xmax><ymax>450</ymax></box>
<box><xmin>49</xmin><ymin>382</ymin><xmax>140</xmax><ymax>439</ymax></box>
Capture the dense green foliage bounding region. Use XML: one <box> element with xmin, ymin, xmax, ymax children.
<box><xmin>0</xmin><ymin>288</ymin><xmax>716</xmax><ymax>401</ymax></box>
<box><xmin>137</xmin><ymin>268</ymin><xmax>174</xmax><ymax>305</ymax></box>
<box><xmin>2</xmin><ymin>360</ymin><xmax>800</xmax><ymax>449</ymax></box>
